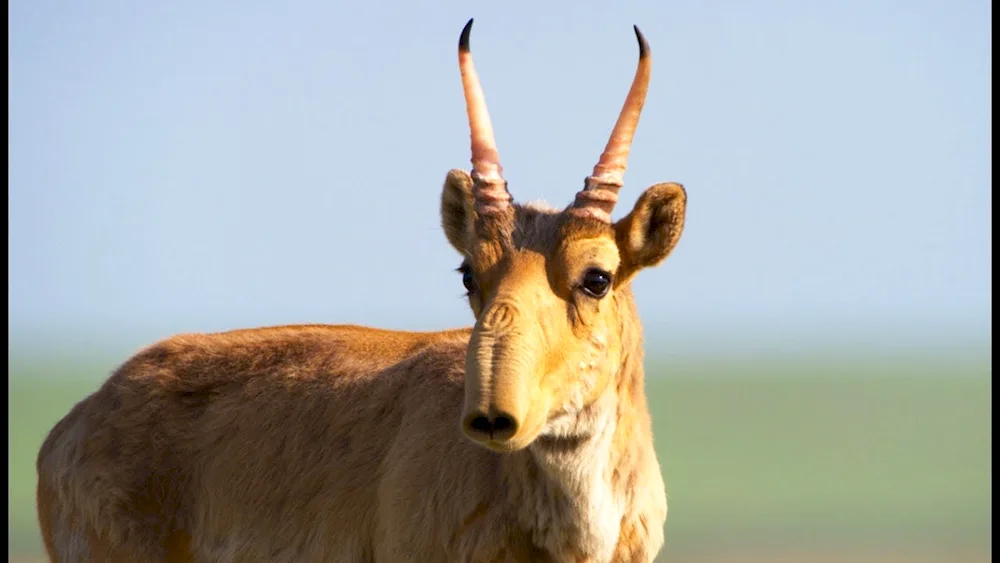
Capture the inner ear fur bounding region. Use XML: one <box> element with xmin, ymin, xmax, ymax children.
<box><xmin>614</xmin><ymin>182</ymin><xmax>687</xmax><ymax>283</ymax></box>
<box><xmin>441</xmin><ymin>169</ymin><xmax>476</xmax><ymax>255</ymax></box>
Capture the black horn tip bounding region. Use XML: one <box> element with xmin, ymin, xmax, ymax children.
<box><xmin>633</xmin><ymin>25</ymin><xmax>650</xmax><ymax>58</ymax></box>
<box><xmin>459</xmin><ymin>18</ymin><xmax>474</xmax><ymax>53</ymax></box>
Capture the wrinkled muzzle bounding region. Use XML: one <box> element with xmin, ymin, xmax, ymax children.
<box><xmin>461</xmin><ymin>300</ymin><xmax>549</xmax><ymax>452</ymax></box>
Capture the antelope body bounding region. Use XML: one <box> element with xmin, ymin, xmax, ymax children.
<box><xmin>36</xmin><ymin>20</ymin><xmax>687</xmax><ymax>563</ymax></box>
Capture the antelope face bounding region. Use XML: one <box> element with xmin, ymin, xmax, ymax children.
<box><xmin>442</xmin><ymin>20</ymin><xmax>687</xmax><ymax>453</ymax></box>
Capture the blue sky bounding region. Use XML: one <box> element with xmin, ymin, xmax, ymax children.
<box><xmin>9</xmin><ymin>0</ymin><xmax>990</xmax><ymax>355</ymax></box>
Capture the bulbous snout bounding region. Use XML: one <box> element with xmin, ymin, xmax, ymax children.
<box><xmin>461</xmin><ymin>297</ymin><xmax>546</xmax><ymax>452</ymax></box>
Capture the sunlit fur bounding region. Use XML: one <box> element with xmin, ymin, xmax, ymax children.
<box><xmin>36</xmin><ymin>168</ymin><xmax>686</xmax><ymax>562</ymax></box>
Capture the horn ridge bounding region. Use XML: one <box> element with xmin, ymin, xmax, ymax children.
<box><xmin>570</xmin><ymin>26</ymin><xmax>652</xmax><ymax>223</ymax></box>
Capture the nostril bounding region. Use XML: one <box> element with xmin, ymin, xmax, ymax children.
<box><xmin>492</xmin><ymin>414</ymin><xmax>516</xmax><ymax>436</ymax></box>
<box><xmin>463</xmin><ymin>411</ymin><xmax>519</xmax><ymax>442</ymax></box>
<box><xmin>468</xmin><ymin>416</ymin><xmax>493</xmax><ymax>435</ymax></box>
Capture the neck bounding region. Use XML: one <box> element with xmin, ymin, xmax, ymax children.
<box><xmin>503</xmin><ymin>290</ymin><xmax>652</xmax><ymax>561</ymax></box>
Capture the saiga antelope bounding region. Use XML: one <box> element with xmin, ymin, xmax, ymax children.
<box><xmin>36</xmin><ymin>19</ymin><xmax>687</xmax><ymax>563</ymax></box>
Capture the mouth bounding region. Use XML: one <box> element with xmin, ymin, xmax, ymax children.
<box><xmin>476</xmin><ymin>438</ymin><xmax>528</xmax><ymax>454</ymax></box>
<box><xmin>466</xmin><ymin>428</ymin><xmax>540</xmax><ymax>453</ymax></box>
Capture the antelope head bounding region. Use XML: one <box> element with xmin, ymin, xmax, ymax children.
<box><xmin>442</xmin><ymin>19</ymin><xmax>687</xmax><ymax>452</ymax></box>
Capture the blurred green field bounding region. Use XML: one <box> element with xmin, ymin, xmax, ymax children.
<box><xmin>9</xmin><ymin>351</ymin><xmax>991</xmax><ymax>562</ymax></box>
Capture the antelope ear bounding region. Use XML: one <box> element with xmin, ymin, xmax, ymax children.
<box><xmin>614</xmin><ymin>182</ymin><xmax>687</xmax><ymax>284</ymax></box>
<box><xmin>440</xmin><ymin>169</ymin><xmax>476</xmax><ymax>256</ymax></box>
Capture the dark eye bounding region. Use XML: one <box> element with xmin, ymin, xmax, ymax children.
<box><xmin>580</xmin><ymin>268</ymin><xmax>612</xmax><ymax>298</ymax></box>
<box><xmin>459</xmin><ymin>264</ymin><xmax>475</xmax><ymax>294</ymax></box>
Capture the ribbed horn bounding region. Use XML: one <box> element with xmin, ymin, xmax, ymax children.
<box><xmin>570</xmin><ymin>26</ymin><xmax>651</xmax><ymax>223</ymax></box>
<box><xmin>459</xmin><ymin>18</ymin><xmax>512</xmax><ymax>216</ymax></box>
